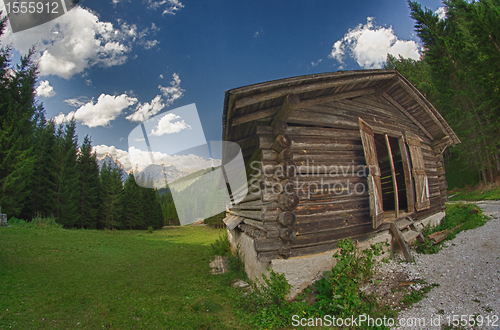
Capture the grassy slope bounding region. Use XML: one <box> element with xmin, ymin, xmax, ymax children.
<box><xmin>0</xmin><ymin>226</ymin><xmax>248</xmax><ymax>330</ymax></box>
<box><xmin>449</xmin><ymin>185</ymin><xmax>500</xmax><ymax>201</ymax></box>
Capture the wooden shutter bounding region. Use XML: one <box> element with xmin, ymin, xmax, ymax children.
<box><xmin>406</xmin><ymin>137</ymin><xmax>430</xmax><ymax>211</ymax></box>
<box><xmin>359</xmin><ymin>118</ymin><xmax>384</xmax><ymax>228</ymax></box>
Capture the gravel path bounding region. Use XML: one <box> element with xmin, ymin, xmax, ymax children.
<box><xmin>389</xmin><ymin>201</ymin><xmax>500</xmax><ymax>330</ymax></box>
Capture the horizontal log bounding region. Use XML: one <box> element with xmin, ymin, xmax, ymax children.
<box><xmin>231</xmin><ymin>106</ymin><xmax>279</xmax><ymax>126</ymax></box>
<box><xmin>290</xmin><ymin>223</ymin><xmax>375</xmax><ymax>248</ymax></box>
<box><xmin>229</xmin><ymin>210</ymin><xmax>262</xmax><ymax>221</ymax></box>
<box><xmin>286</xmin><ymin>126</ymin><xmax>361</xmax><ymax>138</ymax></box>
<box><xmin>280</xmin><ymin>228</ymin><xmax>297</xmax><ymax>241</ymax></box>
<box><xmin>241</xmin><ymin>190</ymin><xmax>261</xmax><ymax>203</ymax></box>
<box><xmin>272</xmin><ymin>134</ymin><xmax>292</xmax><ymax>153</ymax></box>
<box><xmin>278</xmin><ymin>212</ymin><xmax>297</xmax><ymax>227</ymax></box>
<box><xmin>234</xmin><ymin>72</ymin><xmax>396</xmax><ymax>109</ymax></box>
<box><xmin>278</xmin><ymin>192</ymin><xmax>300</xmax><ymax>211</ymax></box>
<box><xmin>290</xmin><ymin>136</ymin><xmax>363</xmax><ymax>151</ymax></box>
<box><xmin>295</xmin><ymin>212</ymin><xmax>372</xmax><ymax>235</ymax></box>
<box><xmin>278</xmin><ymin>247</ymin><xmax>291</xmax><ymax>259</ymax></box>
<box><xmin>239</xmin><ymin>224</ymin><xmax>266</xmax><ymax>239</ymax></box>
<box><xmin>243</xmin><ymin>218</ymin><xmax>266</xmax><ymax>231</ymax></box>
<box><xmin>299</xmin><ymin>88</ymin><xmax>376</xmax><ymax>108</ymax></box>
<box><xmin>273</xmin><ymin>121</ymin><xmax>289</xmax><ymax>136</ymax></box>
<box><xmin>277</xmin><ymin>149</ymin><xmax>293</xmax><ymax>163</ymax></box>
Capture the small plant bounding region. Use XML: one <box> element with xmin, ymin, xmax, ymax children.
<box><xmin>24</xmin><ymin>215</ymin><xmax>63</xmax><ymax>229</ymax></box>
<box><xmin>210</xmin><ymin>232</ymin><xmax>231</xmax><ymax>256</ymax></box>
<box><xmin>414</xmin><ymin>203</ymin><xmax>487</xmax><ymax>254</ymax></box>
<box><xmin>401</xmin><ymin>280</ymin><xmax>439</xmax><ymax>306</ymax></box>
<box><xmin>147</xmin><ymin>226</ymin><xmax>154</xmax><ymax>233</ymax></box>
<box><xmin>315</xmin><ymin>238</ymin><xmax>382</xmax><ymax>317</ymax></box>
<box><xmin>243</xmin><ymin>270</ymin><xmax>307</xmax><ymax>329</ymax></box>
<box><xmin>227</xmin><ymin>244</ymin><xmax>245</xmax><ymax>273</ymax></box>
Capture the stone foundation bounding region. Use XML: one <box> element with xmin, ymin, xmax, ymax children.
<box><xmin>228</xmin><ymin>211</ymin><xmax>445</xmax><ymax>300</ymax></box>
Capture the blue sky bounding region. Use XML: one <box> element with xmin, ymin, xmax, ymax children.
<box><xmin>1</xmin><ymin>0</ymin><xmax>446</xmax><ymax>170</ymax></box>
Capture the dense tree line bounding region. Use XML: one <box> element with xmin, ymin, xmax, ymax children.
<box><xmin>0</xmin><ymin>16</ymin><xmax>164</xmax><ymax>230</ymax></box>
<box><xmin>386</xmin><ymin>0</ymin><xmax>500</xmax><ymax>184</ymax></box>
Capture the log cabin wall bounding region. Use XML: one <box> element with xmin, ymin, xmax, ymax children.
<box><xmin>222</xmin><ymin>70</ymin><xmax>459</xmax><ymax>263</ymax></box>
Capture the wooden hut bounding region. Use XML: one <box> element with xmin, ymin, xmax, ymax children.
<box><xmin>222</xmin><ymin>69</ymin><xmax>459</xmax><ymax>285</ymax></box>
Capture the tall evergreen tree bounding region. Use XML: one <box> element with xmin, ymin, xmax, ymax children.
<box><xmin>0</xmin><ymin>17</ymin><xmax>38</xmax><ymax>217</ymax></box>
<box><xmin>77</xmin><ymin>135</ymin><xmax>101</xmax><ymax>228</ymax></box>
<box><xmin>56</xmin><ymin>119</ymin><xmax>81</xmax><ymax>227</ymax></box>
<box><xmin>406</xmin><ymin>0</ymin><xmax>500</xmax><ymax>183</ymax></box>
<box><xmin>100</xmin><ymin>162</ymin><xmax>123</xmax><ymax>229</ymax></box>
<box><xmin>28</xmin><ymin>118</ymin><xmax>58</xmax><ymax>217</ymax></box>
<box><xmin>121</xmin><ymin>172</ymin><xmax>143</xmax><ymax>229</ymax></box>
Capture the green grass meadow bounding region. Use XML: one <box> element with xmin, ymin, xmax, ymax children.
<box><xmin>0</xmin><ymin>225</ymin><xmax>248</xmax><ymax>329</ymax></box>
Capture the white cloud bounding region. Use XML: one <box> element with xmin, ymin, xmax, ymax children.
<box><xmin>53</xmin><ymin>111</ymin><xmax>75</xmax><ymax>125</ymax></box>
<box><xmin>254</xmin><ymin>31</ymin><xmax>259</xmax><ymax>38</ymax></box>
<box><xmin>159</xmin><ymin>74</ymin><xmax>164</xmax><ymax>79</ymax></box>
<box><xmin>55</xmin><ymin>94</ymin><xmax>137</xmax><ymax>128</ymax></box>
<box><xmin>126</xmin><ymin>73</ymin><xmax>184</xmax><ymax>123</ymax></box>
<box><xmin>126</xmin><ymin>95</ymin><xmax>165</xmax><ymax>122</ymax></box>
<box><xmin>158</xmin><ymin>73</ymin><xmax>184</xmax><ymax>106</ymax></box>
<box><xmin>310</xmin><ymin>59</ymin><xmax>323</xmax><ymax>68</ymax></box>
<box><xmin>147</xmin><ymin>0</ymin><xmax>184</xmax><ymax>15</ymax></box>
<box><xmin>36</xmin><ymin>80</ymin><xmax>56</xmax><ymax>98</ymax></box>
<box><xmin>64</xmin><ymin>97</ymin><xmax>89</xmax><ymax>108</ymax></box>
<box><xmin>151</xmin><ymin>113</ymin><xmax>190</xmax><ymax>136</ymax></box>
<box><xmin>329</xmin><ymin>17</ymin><xmax>420</xmax><ymax>69</ymax></box>
<box><xmin>436</xmin><ymin>6</ymin><xmax>447</xmax><ymax>20</ymax></box>
<box><xmin>93</xmin><ymin>144</ymin><xmax>219</xmax><ymax>172</ymax></box>
<box><xmin>0</xmin><ymin>6</ymin><xmax>156</xmax><ymax>79</ymax></box>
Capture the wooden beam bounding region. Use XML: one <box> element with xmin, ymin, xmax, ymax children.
<box><xmin>270</xmin><ymin>94</ymin><xmax>300</xmax><ymax>127</ymax></box>
<box><xmin>231</xmin><ymin>106</ymin><xmax>279</xmax><ymax>126</ymax></box>
<box><xmin>395</xmin><ymin>76</ymin><xmax>448</xmax><ymax>137</ymax></box>
<box><xmin>234</xmin><ymin>73</ymin><xmax>397</xmax><ymax>109</ymax></box>
<box><xmin>385</xmin><ymin>134</ymin><xmax>399</xmax><ymax>218</ymax></box>
<box><xmin>390</xmin><ymin>222</ymin><xmax>413</xmax><ymax>263</ymax></box>
<box><xmin>381</xmin><ymin>92</ymin><xmax>434</xmax><ymax>140</ymax></box>
<box><xmin>299</xmin><ymin>88</ymin><xmax>376</xmax><ymax>108</ymax></box>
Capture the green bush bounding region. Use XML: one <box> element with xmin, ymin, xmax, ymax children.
<box><xmin>210</xmin><ymin>232</ymin><xmax>231</xmax><ymax>256</ymax></box>
<box><xmin>7</xmin><ymin>217</ymin><xmax>27</xmax><ymax>226</ymax></box>
<box><xmin>147</xmin><ymin>226</ymin><xmax>154</xmax><ymax>233</ymax></box>
<box><xmin>31</xmin><ymin>216</ymin><xmax>62</xmax><ymax>229</ymax></box>
<box><xmin>415</xmin><ymin>203</ymin><xmax>487</xmax><ymax>254</ymax></box>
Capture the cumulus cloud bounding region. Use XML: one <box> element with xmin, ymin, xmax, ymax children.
<box><xmin>36</xmin><ymin>80</ymin><xmax>56</xmax><ymax>98</ymax></box>
<box><xmin>54</xmin><ymin>94</ymin><xmax>137</xmax><ymax>127</ymax></box>
<box><xmin>151</xmin><ymin>113</ymin><xmax>191</xmax><ymax>136</ymax></box>
<box><xmin>158</xmin><ymin>73</ymin><xmax>184</xmax><ymax>106</ymax></box>
<box><xmin>147</xmin><ymin>0</ymin><xmax>184</xmax><ymax>15</ymax></box>
<box><xmin>126</xmin><ymin>73</ymin><xmax>183</xmax><ymax>123</ymax></box>
<box><xmin>0</xmin><ymin>5</ymin><xmax>157</xmax><ymax>79</ymax></box>
<box><xmin>126</xmin><ymin>95</ymin><xmax>165</xmax><ymax>122</ymax></box>
<box><xmin>329</xmin><ymin>17</ymin><xmax>420</xmax><ymax>69</ymax></box>
<box><xmin>436</xmin><ymin>6</ymin><xmax>447</xmax><ymax>20</ymax></box>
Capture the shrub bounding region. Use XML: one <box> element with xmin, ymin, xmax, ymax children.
<box><xmin>147</xmin><ymin>226</ymin><xmax>154</xmax><ymax>233</ymax></box>
<box><xmin>31</xmin><ymin>216</ymin><xmax>62</xmax><ymax>229</ymax></box>
<box><xmin>210</xmin><ymin>232</ymin><xmax>231</xmax><ymax>256</ymax></box>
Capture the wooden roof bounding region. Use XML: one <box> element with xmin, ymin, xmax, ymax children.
<box><xmin>222</xmin><ymin>69</ymin><xmax>460</xmax><ymax>159</ymax></box>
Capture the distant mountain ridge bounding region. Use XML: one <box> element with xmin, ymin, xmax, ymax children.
<box><xmin>95</xmin><ymin>152</ymin><xmax>200</xmax><ymax>186</ymax></box>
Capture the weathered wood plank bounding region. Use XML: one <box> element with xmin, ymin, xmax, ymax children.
<box><xmin>390</xmin><ymin>222</ymin><xmax>413</xmax><ymax>262</ymax></box>
<box><xmin>271</xmin><ymin>94</ymin><xmax>300</xmax><ymax>127</ymax></box>
<box><xmin>234</xmin><ymin>73</ymin><xmax>396</xmax><ymax>109</ymax></box>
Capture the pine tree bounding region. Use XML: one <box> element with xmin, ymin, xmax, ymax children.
<box><xmin>56</xmin><ymin>119</ymin><xmax>81</xmax><ymax>227</ymax></box>
<box><xmin>0</xmin><ymin>17</ymin><xmax>38</xmax><ymax>217</ymax></box>
<box><xmin>100</xmin><ymin>162</ymin><xmax>123</xmax><ymax>229</ymax></box>
<box><xmin>28</xmin><ymin>118</ymin><xmax>58</xmax><ymax>217</ymax></box>
<box><xmin>121</xmin><ymin>173</ymin><xmax>143</xmax><ymax>229</ymax></box>
<box><xmin>77</xmin><ymin>135</ymin><xmax>101</xmax><ymax>228</ymax></box>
